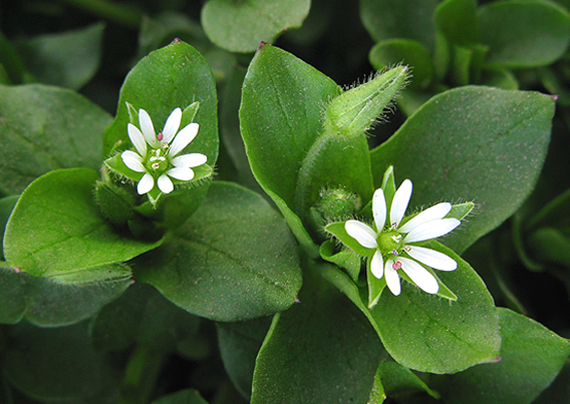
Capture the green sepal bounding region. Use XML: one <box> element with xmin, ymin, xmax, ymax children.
<box><xmin>447</xmin><ymin>201</ymin><xmax>474</xmax><ymax>221</ymax></box>
<box><xmin>319</xmin><ymin>239</ymin><xmax>362</xmax><ymax>282</ymax></box>
<box><xmin>367</xmin><ymin>257</ymin><xmax>386</xmax><ymax>309</ymax></box>
<box><xmin>181</xmin><ymin>101</ymin><xmax>200</xmax><ymax>125</ymax></box>
<box><xmin>126</xmin><ymin>101</ymin><xmax>138</xmax><ymax>125</ymax></box>
<box><xmin>104</xmin><ymin>152</ymin><xmax>144</xmax><ymax>182</ymax></box>
<box><xmin>381</xmin><ymin>165</ymin><xmax>397</xmax><ymax>215</ymax></box>
<box><xmin>133</xmin><ymin>164</ymin><xmax>214</xmax><ymax>215</ymax></box>
<box><xmin>325</xmin><ymin>221</ymin><xmax>376</xmax><ymax>257</ymax></box>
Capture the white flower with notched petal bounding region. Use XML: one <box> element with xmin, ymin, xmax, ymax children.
<box><xmin>345</xmin><ymin>179</ymin><xmax>460</xmax><ymax>296</ymax></box>
<box><xmin>120</xmin><ymin>107</ymin><xmax>207</xmax><ymax>196</ymax></box>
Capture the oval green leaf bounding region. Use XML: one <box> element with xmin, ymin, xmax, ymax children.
<box><xmin>371</xmin><ymin>86</ymin><xmax>555</xmax><ymax>253</ymax></box>
<box><xmin>0</xmin><ymin>84</ymin><xmax>111</xmax><ymax>195</ymax></box>
<box><xmin>251</xmin><ymin>262</ymin><xmax>384</xmax><ymax>403</ymax></box>
<box><xmin>479</xmin><ymin>0</ymin><xmax>570</xmax><ymax>69</ymax></box>
<box><xmin>134</xmin><ymin>181</ymin><xmax>302</xmax><ymax>322</ymax></box>
<box><xmin>432</xmin><ymin>307</ymin><xmax>570</xmax><ymax>404</ymax></box>
<box><xmin>103</xmin><ymin>40</ymin><xmax>218</xmax><ymax>165</ymax></box>
<box><xmin>360</xmin><ymin>0</ymin><xmax>439</xmax><ymax>50</ymax></box>
<box><xmin>0</xmin><ymin>264</ymin><xmax>130</xmax><ymax>326</ymax></box>
<box><xmin>3</xmin><ymin>168</ymin><xmax>162</xmax><ymax>277</ymax></box>
<box><xmin>371</xmin><ymin>242</ymin><xmax>501</xmax><ymax>373</ymax></box>
<box><xmin>240</xmin><ymin>43</ymin><xmax>341</xmax><ymax>212</ymax></box>
<box><xmin>2</xmin><ymin>321</ymin><xmax>116</xmax><ymax>400</ymax></box>
<box><xmin>15</xmin><ymin>23</ymin><xmax>105</xmax><ymax>90</ymax></box>
<box><xmin>201</xmin><ymin>0</ymin><xmax>311</xmax><ymax>53</ymax></box>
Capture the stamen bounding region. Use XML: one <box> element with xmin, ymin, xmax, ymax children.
<box><xmin>392</xmin><ymin>249</ymin><xmax>399</xmax><ymax>256</ymax></box>
<box><xmin>392</xmin><ymin>261</ymin><xmax>402</xmax><ymax>271</ymax></box>
<box><xmin>157</xmin><ymin>132</ymin><xmax>164</xmax><ymax>141</ymax></box>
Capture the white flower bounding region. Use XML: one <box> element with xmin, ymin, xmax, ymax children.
<box><xmin>120</xmin><ymin>107</ymin><xmax>207</xmax><ymax>195</ymax></box>
<box><xmin>345</xmin><ymin>179</ymin><xmax>460</xmax><ymax>296</ymax></box>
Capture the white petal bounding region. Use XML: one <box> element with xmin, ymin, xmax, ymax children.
<box><xmin>171</xmin><ymin>153</ymin><xmax>207</xmax><ymax>168</ymax></box>
<box><xmin>404</xmin><ymin>218</ymin><xmax>461</xmax><ymax>243</ymax></box>
<box><xmin>168</xmin><ymin>122</ymin><xmax>199</xmax><ymax>157</ymax></box>
<box><xmin>121</xmin><ymin>150</ymin><xmax>146</xmax><ymax>172</ymax></box>
<box><xmin>384</xmin><ymin>258</ymin><xmax>401</xmax><ymax>296</ymax></box>
<box><xmin>372</xmin><ymin>188</ymin><xmax>387</xmax><ymax>231</ymax></box>
<box><xmin>167</xmin><ymin>166</ymin><xmax>195</xmax><ymax>181</ymax></box>
<box><xmin>399</xmin><ymin>257</ymin><xmax>439</xmax><ymax>294</ymax></box>
<box><xmin>138</xmin><ymin>109</ymin><xmax>158</xmax><ymax>147</ymax></box>
<box><xmin>162</xmin><ymin>107</ymin><xmax>182</xmax><ymax>144</ymax></box>
<box><xmin>157</xmin><ymin>174</ymin><xmax>174</xmax><ymax>194</ymax></box>
<box><xmin>137</xmin><ymin>173</ymin><xmax>154</xmax><ymax>195</ymax></box>
<box><xmin>370</xmin><ymin>250</ymin><xmax>384</xmax><ymax>279</ymax></box>
<box><xmin>406</xmin><ymin>246</ymin><xmax>457</xmax><ymax>271</ymax></box>
<box><xmin>345</xmin><ymin>220</ymin><xmax>378</xmax><ymax>249</ymax></box>
<box><xmin>399</xmin><ymin>202</ymin><xmax>452</xmax><ymax>233</ymax></box>
<box><xmin>127</xmin><ymin>123</ymin><xmax>147</xmax><ymax>156</ymax></box>
<box><xmin>390</xmin><ymin>179</ymin><xmax>412</xmax><ymax>227</ymax></box>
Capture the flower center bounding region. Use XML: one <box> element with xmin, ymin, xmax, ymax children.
<box><xmin>377</xmin><ymin>230</ymin><xmax>404</xmax><ymax>256</ymax></box>
<box><xmin>146</xmin><ymin>147</ymin><xmax>170</xmax><ymax>173</ymax></box>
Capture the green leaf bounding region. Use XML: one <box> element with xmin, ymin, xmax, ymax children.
<box><xmin>90</xmin><ymin>282</ymin><xmax>200</xmax><ymax>353</ymax></box>
<box><xmin>479</xmin><ymin>0</ymin><xmax>570</xmax><ymax>69</ymax></box>
<box><xmin>320</xmin><ymin>242</ymin><xmax>498</xmax><ymax>373</ymax></box>
<box><xmin>526</xmin><ymin>227</ymin><xmax>570</xmax><ymax>268</ymax></box>
<box><xmin>360</xmin><ymin>0</ymin><xmax>439</xmax><ymax>50</ymax></box>
<box><xmin>369</xmin><ymin>39</ymin><xmax>435</xmax><ymax>89</ymax></box>
<box><xmin>217</xmin><ymin>317</ymin><xmax>272</xmax><ymax>399</ymax></box>
<box><xmin>2</xmin><ymin>321</ymin><xmax>117</xmax><ymax>401</ymax></box>
<box><xmin>370</xmin><ymin>86</ymin><xmax>555</xmax><ymax>253</ymax></box>
<box><xmin>3</xmin><ymin>168</ymin><xmax>162</xmax><ymax>278</ymax></box>
<box><xmin>0</xmin><ymin>195</ymin><xmax>18</xmax><ymax>260</ymax></box>
<box><xmin>201</xmin><ymin>0</ymin><xmax>311</xmax><ymax>53</ymax></box>
<box><xmin>0</xmin><ymin>84</ymin><xmax>112</xmax><ymax>195</ymax></box>
<box><xmin>370</xmin><ymin>242</ymin><xmax>501</xmax><ymax>373</ymax></box>
<box><xmin>103</xmin><ymin>40</ymin><xmax>218</xmax><ymax>165</ymax></box>
<box><xmin>240</xmin><ymin>43</ymin><xmax>341</xmax><ymax>213</ymax></box>
<box><xmin>251</xmin><ymin>262</ymin><xmax>384</xmax><ymax>404</ymax></box>
<box><xmin>0</xmin><ymin>264</ymin><xmax>130</xmax><ymax>326</ymax></box>
<box><xmin>434</xmin><ymin>0</ymin><xmax>479</xmax><ymax>47</ymax></box>
<box><xmin>534</xmin><ymin>361</ymin><xmax>570</xmax><ymax>404</ymax></box>
<box><xmin>150</xmin><ymin>389</ymin><xmax>209</xmax><ymax>404</ymax></box>
<box><xmin>135</xmin><ymin>182</ymin><xmax>302</xmax><ymax>322</ymax></box>
<box><xmin>14</xmin><ymin>23</ymin><xmax>105</xmax><ymax>90</ymax></box>
<box><xmin>432</xmin><ymin>308</ymin><xmax>570</xmax><ymax>404</ymax></box>
<box><xmin>378</xmin><ymin>362</ymin><xmax>440</xmax><ymax>400</ymax></box>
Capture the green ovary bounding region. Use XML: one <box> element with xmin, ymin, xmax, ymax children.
<box><xmin>377</xmin><ymin>230</ymin><xmax>403</xmax><ymax>255</ymax></box>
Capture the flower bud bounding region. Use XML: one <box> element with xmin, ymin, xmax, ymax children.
<box><xmin>95</xmin><ymin>181</ymin><xmax>135</xmax><ymax>225</ymax></box>
<box><xmin>324</xmin><ymin>66</ymin><xmax>409</xmax><ymax>136</ymax></box>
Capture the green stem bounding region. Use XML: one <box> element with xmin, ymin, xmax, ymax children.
<box><xmin>58</xmin><ymin>0</ymin><xmax>142</xmax><ymax>28</ymax></box>
<box><xmin>118</xmin><ymin>344</ymin><xmax>165</xmax><ymax>404</ymax></box>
